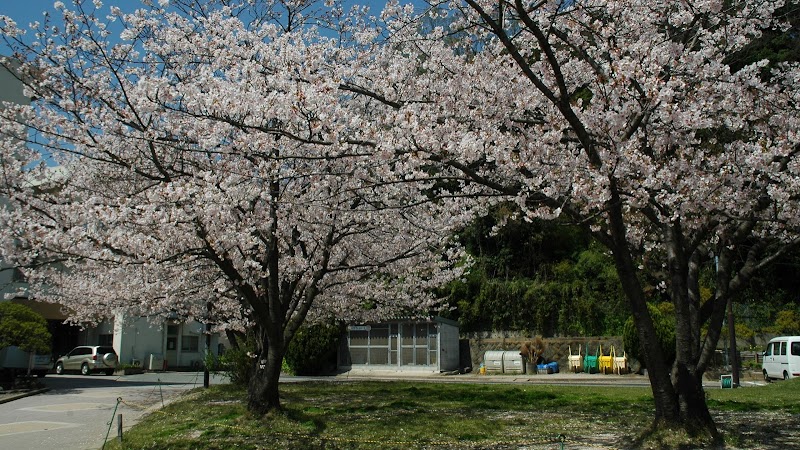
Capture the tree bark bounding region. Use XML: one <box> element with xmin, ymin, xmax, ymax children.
<box><xmin>225</xmin><ymin>329</ymin><xmax>242</xmax><ymax>351</ymax></box>
<box><xmin>667</xmin><ymin>225</ymin><xmax>718</xmax><ymax>436</ymax></box>
<box><xmin>673</xmin><ymin>365</ymin><xmax>718</xmax><ymax>436</ymax></box>
<box><xmin>246</xmin><ymin>328</ymin><xmax>284</xmax><ymax>414</ymax></box>
<box><xmin>604</xmin><ymin>186</ymin><xmax>681</xmax><ymax>425</ymax></box>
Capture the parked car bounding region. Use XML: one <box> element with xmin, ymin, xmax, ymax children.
<box><xmin>55</xmin><ymin>346</ymin><xmax>118</xmax><ymax>376</ymax></box>
<box><xmin>762</xmin><ymin>336</ymin><xmax>800</xmax><ymax>382</ymax></box>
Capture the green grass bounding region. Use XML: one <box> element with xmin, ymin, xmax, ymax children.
<box><xmin>707</xmin><ymin>377</ymin><xmax>800</xmax><ymax>413</ymax></box>
<box><xmin>102</xmin><ymin>379</ymin><xmax>800</xmax><ymax>450</ymax></box>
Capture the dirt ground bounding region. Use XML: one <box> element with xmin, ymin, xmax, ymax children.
<box><xmin>711</xmin><ymin>410</ymin><xmax>800</xmax><ymax>450</ymax></box>
<box><xmin>565</xmin><ymin>410</ymin><xmax>800</xmax><ymax>450</ymax></box>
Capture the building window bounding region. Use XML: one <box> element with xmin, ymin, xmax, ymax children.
<box><xmin>181</xmin><ymin>335</ymin><xmax>199</xmax><ymax>352</ymax></box>
<box><xmin>98</xmin><ymin>334</ymin><xmax>113</xmax><ymax>347</ymax></box>
<box><xmin>167</xmin><ymin>324</ymin><xmax>179</xmax><ymax>351</ymax></box>
<box><xmin>345</xmin><ymin>323</ymin><xmax>437</xmax><ymax>367</ymax></box>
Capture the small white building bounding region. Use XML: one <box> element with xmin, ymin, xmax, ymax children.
<box><xmin>338</xmin><ymin>317</ymin><xmax>460</xmax><ymax>372</ymax></box>
<box><xmin>106</xmin><ymin>313</ymin><xmax>221</xmax><ymax>370</ymax></box>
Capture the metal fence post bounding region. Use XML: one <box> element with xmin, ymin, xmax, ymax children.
<box><xmin>117</xmin><ymin>414</ymin><xmax>123</xmax><ymax>443</ymax></box>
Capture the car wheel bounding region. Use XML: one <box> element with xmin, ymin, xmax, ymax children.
<box><xmin>105</xmin><ymin>369</ymin><xmax>114</xmax><ymax>376</ymax></box>
<box><xmin>55</xmin><ymin>362</ymin><xmax>64</xmax><ymax>375</ymax></box>
<box><xmin>784</xmin><ymin>371</ymin><xmax>790</xmax><ymax>381</ymax></box>
<box><xmin>81</xmin><ymin>363</ymin><xmax>90</xmax><ymax>376</ymax></box>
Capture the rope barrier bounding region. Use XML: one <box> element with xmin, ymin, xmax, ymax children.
<box><xmin>101</xmin><ymin>397</ymin><xmax>121</xmax><ymax>450</ymax></box>
<box><xmin>118</xmin><ymin>398</ymin><xmax>151</xmax><ymax>410</ymax></box>
<box><xmin>158</xmin><ymin>377</ymin><xmax>164</xmax><ymax>407</ymax></box>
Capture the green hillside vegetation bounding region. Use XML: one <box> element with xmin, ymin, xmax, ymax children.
<box><xmin>446</xmin><ymin>206</ymin><xmax>800</xmax><ymax>340</ymax></box>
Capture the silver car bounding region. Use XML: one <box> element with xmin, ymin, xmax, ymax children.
<box><xmin>55</xmin><ymin>346</ymin><xmax>118</xmax><ymax>376</ymax></box>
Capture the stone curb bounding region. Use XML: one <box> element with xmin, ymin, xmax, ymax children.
<box><xmin>0</xmin><ymin>387</ymin><xmax>50</xmax><ymax>404</ymax></box>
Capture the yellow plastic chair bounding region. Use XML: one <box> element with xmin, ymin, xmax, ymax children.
<box><xmin>598</xmin><ymin>344</ymin><xmax>614</xmax><ymax>374</ymax></box>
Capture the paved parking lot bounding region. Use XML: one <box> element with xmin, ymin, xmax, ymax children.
<box><xmin>0</xmin><ymin>372</ymin><xmax>228</xmax><ymax>450</ymax></box>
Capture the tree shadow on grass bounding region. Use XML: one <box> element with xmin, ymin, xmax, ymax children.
<box><xmin>714</xmin><ymin>410</ymin><xmax>800</xmax><ymax>450</ymax></box>
<box><xmin>283</xmin><ymin>407</ymin><xmax>327</xmax><ymax>436</ymax></box>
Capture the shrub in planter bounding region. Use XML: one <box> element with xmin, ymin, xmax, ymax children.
<box><xmin>520</xmin><ymin>336</ymin><xmax>546</xmax><ymax>364</ymax></box>
<box><xmin>116</xmin><ymin>364</ymin><xmax>144</xmax><ymax>375</ymax></box>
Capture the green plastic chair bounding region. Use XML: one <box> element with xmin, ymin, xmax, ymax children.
<box><xmin>583</xmin><ymin>346</ymin><xmax>599</xmax><ymax>374</ymax></box>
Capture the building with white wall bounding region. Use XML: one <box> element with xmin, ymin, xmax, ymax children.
<box><xmin>110</xmin><ymin>313</ymin><xmax>220</xmax><ymax>370</ymax></box>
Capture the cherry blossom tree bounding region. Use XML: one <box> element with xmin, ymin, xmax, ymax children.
<box><xmin>4</xmin><ymin>0</ymin><xmax>799</xmax><ymax>438</ymax></box>
<box><xmin>346</xmin><ymin>0</ymin><xmax>800</xmax><ymax>440</ymax></box>
<box><xmin>0</xmin><ymin>0</ymin><xmax>464</xmax><ymax>413</ymax></box>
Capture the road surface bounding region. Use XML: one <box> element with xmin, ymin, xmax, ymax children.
<box><xmin>0</xmin><ymin>371</ymin><xmax>228</xmax><ymax>450</ymax></box>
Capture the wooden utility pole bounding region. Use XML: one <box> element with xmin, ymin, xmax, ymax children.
<box><xmin>727</xmin><ymin>298</ymin><xmax>740</xmax><ymax>388</ymax></box>
<box><xmin>204</xmin><ymin>301</ymin><xmax>212</xmax><ymax>389</ymax></box>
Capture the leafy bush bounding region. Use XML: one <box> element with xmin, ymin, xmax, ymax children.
<box><xmin>285</xmin><ymin>322</ymin><xmax>340</xmax><ymax>376</ymax></box>
<box><xmin>767</xmin><ymin>310</ymin><xmax>800</xmax><ymax>335</ymax></box>
<box><xmin>207</xmin><ymin>335</ymin><xmax>256</xmax><ymax>387</ymax></box>
<box><xmin>742</xmin><ymin>358</ymin><xmax>761</xmax><ymax>370</ymax></box>
<box><xmin>0</xmin><ymin>302</ymin><xmax>51</xmax><ymax>354</ymax></box>
<box><xmin>208</xmin><ymin>324</ymin><xmax>339</xmax><ymax>384</ymax></box>
<box><xmin>623</xmin><ymin>302</ymin><xmax>676</xmax><ymax>370</ymax></box>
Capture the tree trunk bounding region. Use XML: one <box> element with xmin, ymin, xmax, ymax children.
<box><xmin>604</xmin><ymin>187</ymin><xmax>680</xmax><ymax>424</ymax></box>
<box><xmin>246</xmin><ymin>330</ymin><xmax>284</xmax><ymax>414</ymax></box>
<box><xmin>666</xmin><ymin>227</ymin><xmax>718</xmax><ymax>438</ymax></box>
<box><xmin>673</xmin><ymin>364</ymin><xmax>718</xmax><ymax>437</ymax></box>
<box><xmin>603</xmin><ymin>206</ymin><xmax>722</xmax><ymax>443</ymax></box>
<box><xmin>225</xmin><ymin>330</ymin><xmax>242</xmax><ymax>351</ymax></box>
<box><xmin>605</xmin><ymin>190</ymin><xmax>718</xmax><ymax>443</ymax></box>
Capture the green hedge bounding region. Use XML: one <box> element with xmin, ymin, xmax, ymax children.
<box><xmin>0</xmin><ymin>302</ymin><xmax>51</xmax><ymax>354</ymax></box>
<box><xmin>285</xmin><ymin>322</ymin><xmax>340</xmax><ymax>376</ymax></box>
<box><xmin>450</xmin><ymin>246</ymin><xmax>628</xmax><ymax>336</ymax></box>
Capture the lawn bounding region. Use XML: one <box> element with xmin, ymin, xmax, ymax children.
<box><xmin>102</xmin><ymin>378</ymin><xmax>800</xmax><ymax>450</ymax></box>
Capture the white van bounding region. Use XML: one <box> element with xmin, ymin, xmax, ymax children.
<box><xmin>762</xmin><ymin>336</ymin><xmax>800</xmax><ymax>382</ymax></box>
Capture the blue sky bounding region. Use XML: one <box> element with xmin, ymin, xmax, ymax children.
<box><xmin>0</xmin><ymin>1</ymin><xmax>58</xmax><ymax>28</ymax></box>
<box><xmin>0</xmin><ymin>0</ymin><xmax>416</xmax><ymax>55</ymax></box>
<box><xmin>0</xmin><ymin>0</ymin><xmax>404</xmax><ymax>28</ymax></box>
